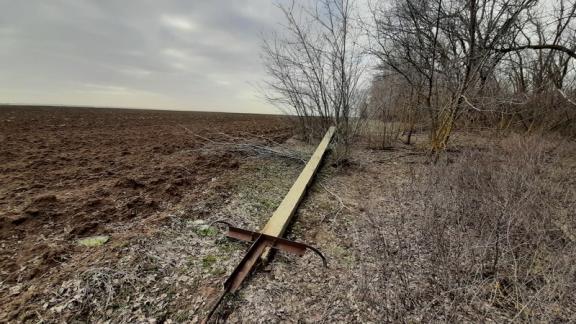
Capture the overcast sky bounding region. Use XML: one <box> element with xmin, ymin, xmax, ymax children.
<box><xmin>0</xmin><ymin>0</ymin><xmax>285</xmax><ymax>114</ymax></box>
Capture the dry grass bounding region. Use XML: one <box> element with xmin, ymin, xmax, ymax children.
<box><xmin>410</xmin><ymin>134</ymin><xmax>576</xmax><ymax>321</ymax></box>
<box><xmin>353</xmin><ymin>132</ymin><xmax>575</xmax><ymax>322</ymax></box>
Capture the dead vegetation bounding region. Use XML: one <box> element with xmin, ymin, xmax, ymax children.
<box><xmin>414</xmin><ymin>134</ymin><xmax>576</xmax><ymax>321</ymax></box>
<box><xmin>357</xmin><ymin>133</ymin><xmax>576</xmax><ymax>322</ymax></box>
<box><xmin>178</xmin><ymin>125</ymin><xmax>309</xmax><ymax>164</ymax></box>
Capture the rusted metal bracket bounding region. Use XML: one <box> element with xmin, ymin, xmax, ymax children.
<box><xmin>204</xmin><ymin>221</ymin><xmax>327</xmax><ymax>321</ymax></box>
<box><xmin>203</xmin><ymin>127</ymin><xmax>336</xmax><ymax>323</ymax></box>
<box><xmin>212</xmin><ymin>220</ymin><xmax>327</xmax><ymax>267</ymax></box>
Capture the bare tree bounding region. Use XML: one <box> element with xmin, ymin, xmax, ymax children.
<box><xmin>367</xmin><ymin>0</ymin><xmax>576</xmax><ymax>151</ymax></box>
<box><xmin>261</xmin><ymin>0</ymin><xmax>366</xmax><ymax>151</ymax></box>
<box><xmin>495</xmin><ymin>0</ymin><xmax>576</xmax><ymax>133</ymax></box>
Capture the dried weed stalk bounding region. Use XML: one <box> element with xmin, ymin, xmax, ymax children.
<box><xmin>413</xmin><ymin>134</ymin><xmax>576</xmax><ymax>321</ymax></box>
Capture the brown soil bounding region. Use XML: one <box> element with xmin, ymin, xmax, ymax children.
<box><xmin>0</xmin><ymin>106</ymin><xmax>293</xmax><ymax>322</ymax></box>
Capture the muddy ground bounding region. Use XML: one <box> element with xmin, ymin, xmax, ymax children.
<box><xmin>1</xmin><ymin>106</ymin><xmax>574</xmax><ymax>323</ymax></box>
<box><xmin>0</xmin><ymin>106</ymin><xmax>297</xmax><ymax>322</ymax></box>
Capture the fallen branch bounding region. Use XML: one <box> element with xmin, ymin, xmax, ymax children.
<box><xmin>317</xmin><ymin>182</ymin><xmax>347</xmax><ymax>225</ymax></box>
<box><xmin>177</xmin><ymin>124</ymin><xmax>307</xmax><ymax>163</ymax></box>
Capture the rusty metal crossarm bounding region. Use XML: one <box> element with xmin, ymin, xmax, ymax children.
<box><xmin>211</xmin><ymin>220</ymin><xmax>327</xmax><ymax>267</ymax></box>
<box><xmin>205</xmin><ymin>222</ymin><xmax>328</xmax><ymax>322</ymax></box>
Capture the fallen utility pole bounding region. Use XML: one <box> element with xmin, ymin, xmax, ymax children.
<box><xmin>205</xmin><ymin>126</ymin><xmax>336</xmax><ymax>322</ymax></box>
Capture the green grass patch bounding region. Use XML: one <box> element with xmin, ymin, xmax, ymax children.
<box><xmin>195</xmin><ymin>225</ymin><xmax>218</xmax><ymax>237</ymax></box>
<box><xmin>202</xmin><ymin>255</ymin><xmax>218</xmax><ymax>269</ymax></box>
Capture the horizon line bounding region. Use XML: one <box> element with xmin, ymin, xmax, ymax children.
<box><xmin>0</xmin><ymin>102</ymin><xmax>290</xmax><ymax>116</ymax></box>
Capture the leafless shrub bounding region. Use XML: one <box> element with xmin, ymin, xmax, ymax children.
<box><xmin>261</xmin><ymin>0</ymin><xmax>367</xmax><ymax>157</ymax></box>
<box><xmin>411</xmin><ymin>134</ymin><xmax>576</xmax><ymax>321</ymax></box>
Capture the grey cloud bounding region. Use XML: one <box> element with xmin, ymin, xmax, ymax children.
<box><xmin>0</xmin><ymin>0</ymin><xmax>285</xmax><ymax>113</ymax></box>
